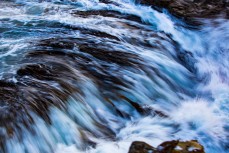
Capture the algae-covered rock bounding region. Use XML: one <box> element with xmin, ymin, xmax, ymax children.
<box><xmin>128</xmin><ymin>140</ymin><xmax>205</xmax><ymax>153</ymax></box>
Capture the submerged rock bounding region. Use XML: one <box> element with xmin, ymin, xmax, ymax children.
<box><xmin>128</xmin><ymin>140</ymin><xmax>205</xmax><ymax>153</ymax></box>
<box><xmin>140</xmin><ymin>0</ymin><xmax>228</xmax><ymax>22</ymax></box>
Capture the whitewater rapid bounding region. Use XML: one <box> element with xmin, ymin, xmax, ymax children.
<box><xmin>0</xmin><ymin>0</ymin><xmax>228</xmax><ymax>153</ymax></box>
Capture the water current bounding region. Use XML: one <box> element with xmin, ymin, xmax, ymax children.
<box><xmin>0</xmin><ymin>0</ymin><xmax>228</xmax><ymax>153</ymax></box>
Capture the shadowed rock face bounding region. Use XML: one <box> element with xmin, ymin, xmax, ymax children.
<box><xmin>128</xmin><ymin>140</ymin><xmax>205</xmax><ymax>153</ymax></box>
<box><xmin>140</xmin><ymin>0</ymin><xmax>228</xmax><ymax>22</ymax></box>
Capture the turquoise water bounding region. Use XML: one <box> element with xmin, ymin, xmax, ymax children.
<box><xmin>0</xmin><ymin>0</ymin><xmax>228</xmax><ymax>153</ymax></box>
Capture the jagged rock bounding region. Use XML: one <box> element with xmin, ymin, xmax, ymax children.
<box><xmin>140</xmin><ymin>0</ymin><xmax>228</xmax><ymax>21</ymax></box>
<box><xmin>128</xmin><ymin>140</ymin><xmax>205</xmax><ymax>153</ymax></box>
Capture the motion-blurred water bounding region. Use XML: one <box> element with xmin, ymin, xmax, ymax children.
<box><xmin>0</xmin><ymin>0</ymin><xmax>228</xmax><ymax>153</ymax></box>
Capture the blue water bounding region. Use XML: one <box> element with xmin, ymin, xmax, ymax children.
<box><xmin>0</xmin><ymin>0</ymin><xmax>228</xmax><ymax>153</ymax></box>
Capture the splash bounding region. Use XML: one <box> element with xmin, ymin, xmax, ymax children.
<box><xmin>0</xmin><ymin>0</ymin><xmax>228</xmax><ymax>153</ymax></box>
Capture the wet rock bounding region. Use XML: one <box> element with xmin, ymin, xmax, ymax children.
<box><xmin>128</xmin><ymin>140</ymin><xmax>205</xmax><ymax>153</ymax></box>
<box><xmin>177</xmin><ymin>50</ymin><xmax>197</xmax><ymax>73</ymax></box>
<box><xmin>140</xmin><ymin>0</ymin><xmax>228</xmax><ymax>22</ymax></box>
<box><xmin>72</xmin><ymin>10</ymin><xmax>143</xmax><ymax>24</ymax></box>
<box><xmin>0</xmin><ymin>35</ymin><xmax>146</xmax><ymax>145</ymax></box>
<box><xmin>78</xmin><ymin>44</ymin><xmax>141</xmax><ymax>67</ymax></box>
<box><xmin>128</xmin><ymin>141</ymin><xmax>156</xmax><ymax>153</ymax></box>
<box><xmin>39</xmin><ymin>38</ymin><xmax>76</xmax><ymax>49</ymax></box>
<box><xmin>0</xmin><ymin>29</ymin><xmax>198</xmax><ymax>148</ymax></box>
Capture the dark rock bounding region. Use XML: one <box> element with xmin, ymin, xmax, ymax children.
<box><xmin>140</xmin><ymin>0</ymin><xmax>228</xmax><ymax>22</ymax></box>
<box><xmin>39</xmin><ymin>38</ymin><xmax>76</xmax><ymax>49</ymax></box>
<box><xmin>72</xmin><ymin>10</ymin><xmax>143</xmax><ymax>24</ymax></box>
<box><xmin>78</xmin><ymin>44</ymin><xmax>141</xmax><ymax>67</ymax></box>
<box><xmin>128</xmin><ymin>140</ymin><xmax>205</xmax><ymax>153</ymax></box>
<box><xmin>128</xmin><ymin>141</ymin><xmax>156</xmax><ymax>153</ymax></box>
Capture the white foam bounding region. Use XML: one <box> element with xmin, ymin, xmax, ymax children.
<box><xmin>1</xmin><ymin>1</ymin><xmax>228</xmax><ymax>153</ymax></box>
<box><xmin>171</xmin><ymin>100</ymin><xmax>226</xmax><ymax>139</ymax></box>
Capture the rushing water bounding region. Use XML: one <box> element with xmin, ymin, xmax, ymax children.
<box><xmin>0</xmin><ymin>0</ymin><xmax>228</xmax><ymax>153</ymax></box>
